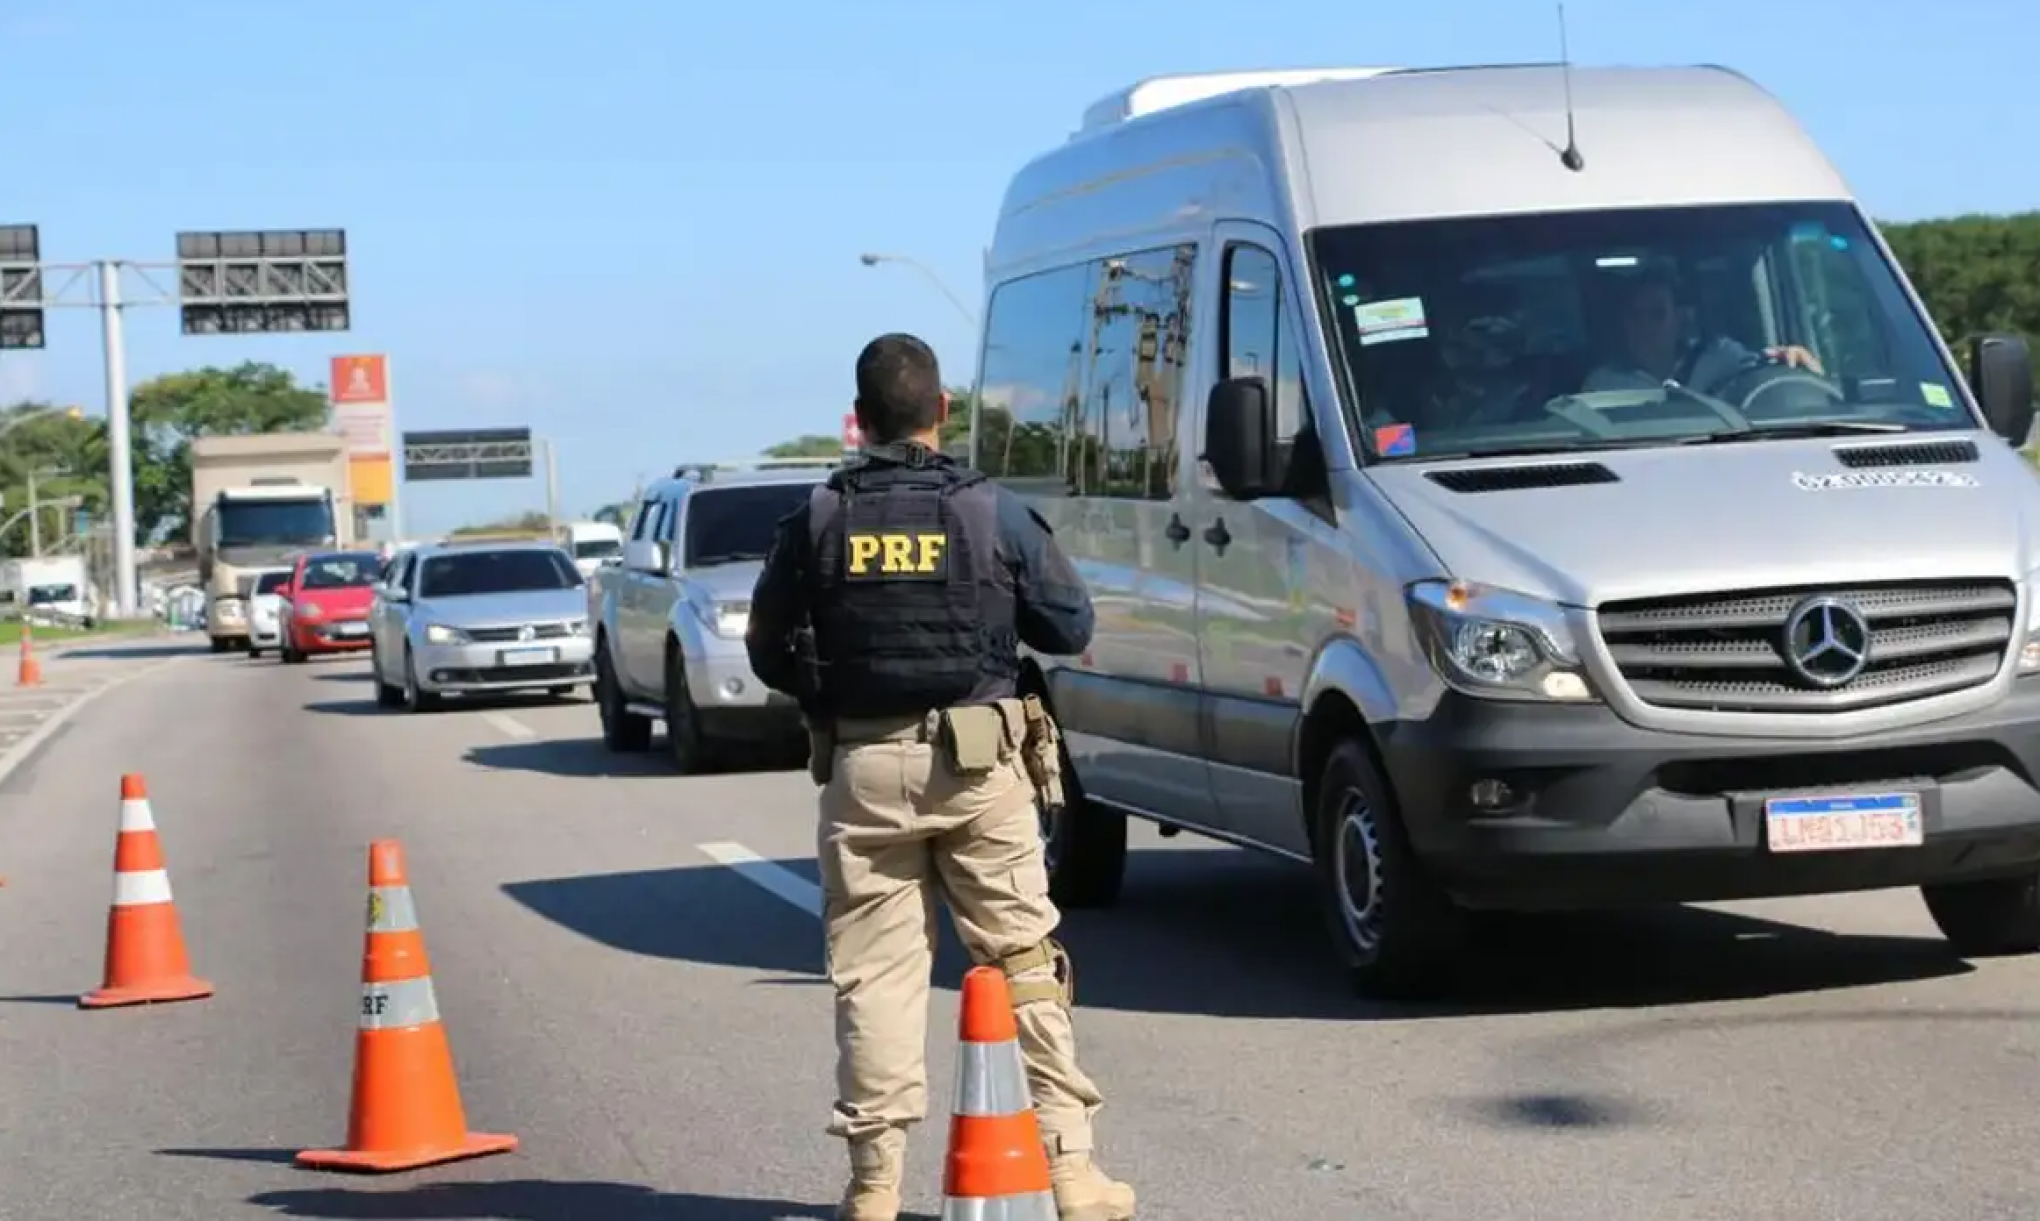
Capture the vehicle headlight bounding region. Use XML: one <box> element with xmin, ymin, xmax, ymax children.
<box><xmin>214</xmin><ymin>598</ymin><xmax>245</xmax><ymax>622</ymax></box>
<box><xmin>691</xmin><ymin>592</ymin><xmax>750</xmax><ymax>639</ymax></box>
<box><xmin>422</xmin><ymin>623</ymin><xmax>468</xmax><ymax>645</ymax></box>
<box><xmin>2020</xmin><ymin>571</ymin><xmax>2040</xmax><ymax>676</ymax></box>
<box><xmin>566</xmin><ymin>617</ymin><xmax>591</xmax><ymax>637</ymax></box>
<box><xmin>1407</xmin><ymin>580</ymin><xmax>1597</xmax><ymax>702</ymax></box>
<box><xmin>297</xmin><ymin>601</ymin><xmax>324</xmax><ymax>620</ymax></box>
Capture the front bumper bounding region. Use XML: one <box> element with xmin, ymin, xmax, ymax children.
<box><xmin>414</xmin><ymin>634</ymin><xmax>596</xmax><ymax>693</ymax></box>
<box><xmin>684</xmin><ymin>640</ymin><xmax>803</xmax><ymax>740</ymax></box>
<box><xmin>291</xmin><ymin>618</ymin><xmax>374</xmax><ymax>652</ymax></box>
<box><xmin>249</xmin><ymin>622</ymin><xmax>281</xmax><ymax>647</ymax></box>
<box><xmin>1383</xmin><ymin>679</ymin><xmax>2040</xmax><ymax>910</ymax></box>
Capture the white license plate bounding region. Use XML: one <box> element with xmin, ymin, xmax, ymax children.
<box><xmin>1765</xmin><ymin>792</ymin><xmax>1923</xmax><ymax>854</ymax></box>
<box><xmin>499</xmin><ymin>647</ymin><xmax>555</xmax><ymax>666</ymax></box>
<box><xmin>330</xmin><ymin>622</ymin><xmax>368</xmax><ymax>637</ymax></box>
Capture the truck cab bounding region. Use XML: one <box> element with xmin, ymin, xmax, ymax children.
<box><xmin>201</xmin><ymin>484</ymin><xmax>339</xmax><ymax>652</ymax></box>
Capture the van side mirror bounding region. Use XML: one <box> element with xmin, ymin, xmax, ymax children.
<box><xmin>1204</xmin><ymin>377</ymin><xmax>1278</xmax><ymax>499</ymax></box>
<box><xmin>1971</xmin><ymin>334</ymin><xmax>2035</xmax><ymax>446</ymax></box>
<box><xmin>623</xmin><ymin>538</ymin><xmax>668</xmax><ymax>574</ymax></box>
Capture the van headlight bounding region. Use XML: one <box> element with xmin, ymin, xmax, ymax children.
<box><xmin>2020</xmin><ymin>573</ymin><xmax>2040</xmax><ymax>675</ymax></box>
<box><xmin>1408</xmin><ymin>580</ymin><xmax>1598</xmax><ymax>702</ymax></box>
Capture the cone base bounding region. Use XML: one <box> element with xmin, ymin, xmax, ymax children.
<box><xmin>78</xmin><ymin>975</ymin><xmax>214</xmax><ymax>1009</ymax></box>
<box><xmin>295</xmin><ymin>1131</ymin><xmax>518</xmax><ymax>1174</ymax></box>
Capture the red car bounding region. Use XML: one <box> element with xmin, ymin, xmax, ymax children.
<box><xmin>278</xmin><ymin>550</ymin><xmax>385</xmax><ymax>663</ymax></box>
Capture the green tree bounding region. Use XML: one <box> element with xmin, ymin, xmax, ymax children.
<box><xmin>1882</xmin><ymin>211</ymin><xmax>2040</xmax><ymax>350</ymax></box>
<box><xmin>764</xmin><ymin>434</ymin><xmax>846</xmax><ymax>459</ymax></box>
<box><xmin>0</xmin><ymin>402</ymin><xmax>104</xmax><ymax>559</ymax></box>
<box><xmin>450</xmin><ymin>510</ymin><xmax>552</xmax><ymax>536</ymax></box>
<box><xmin>129</xmin><ymin>362</ymin><xmax>330</xmax><ymax>543</ymax></box>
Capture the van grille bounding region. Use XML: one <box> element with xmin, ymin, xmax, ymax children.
<box><xmin>1595</xmin><ymin>580</ymin><xmax>2016</xmax><ymax>713</ymax></box>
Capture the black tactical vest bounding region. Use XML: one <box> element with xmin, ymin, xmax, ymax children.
<box><xmin>806</xmin><ymin>448</ymin><xmax>1018</xmax><ymax>719</ymax></box>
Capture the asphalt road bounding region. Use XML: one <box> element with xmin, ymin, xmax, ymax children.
<box><xmin>7</xmin><ymin>641</ymin><xmax>2040</xmax><ymax>1219</ymax></box>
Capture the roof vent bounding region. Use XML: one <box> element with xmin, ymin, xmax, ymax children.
<box><xmin>1424</xmin><ymin>462</ymin><xmax>1620</xmax><ymax>493</ymax></box>
<box><xmin>1076</xmin><ymin>68</ymin><xmax>1403</xmax><ymax>136</ymax></box>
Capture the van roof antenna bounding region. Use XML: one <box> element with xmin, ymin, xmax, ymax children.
<box><xmin>1556</xmin><ymin>3</ymin><xmax>1586</xmax><ymax>172</ymax></box>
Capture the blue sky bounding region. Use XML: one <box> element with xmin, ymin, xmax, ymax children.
<box><xmin>0</xmin><ymin>0</ymin><xmax>2031</xmax><ymax>536</ymax></box>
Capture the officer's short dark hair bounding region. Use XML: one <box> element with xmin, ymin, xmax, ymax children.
<box><xmin>854</xmin><ymin>333</ymin><xmax>944</xmax><ymax>442</ymax></box>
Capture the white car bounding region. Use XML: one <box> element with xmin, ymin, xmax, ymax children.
<box><xmin>246</xmin><ymin>569</ymin><xmax>293</xmax><ymax>657</ymax></box>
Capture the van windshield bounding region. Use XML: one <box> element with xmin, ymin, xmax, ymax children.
<box><xmin>1310</xmin><ymin>201</ymin><xmax>1972</xmax><ymax>461</ymax></box>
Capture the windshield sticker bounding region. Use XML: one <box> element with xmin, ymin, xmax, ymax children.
<box><xmin>1921</xmin><ymin>382</ymin><xmax>1955</xmax><ymax>409</ymax></box>
<box><xmin>1353</xmin><ymin>296</ymin><xmax>1429</xmax><ymax>347</ymax></box>
<box><xmin>1374</xmin><ymin>422</ymin><xmax>1418</xmax><ymax>457</ymax></box>
<box><xmin>1793</xmin><ymin>469</ymin><xmax>1979</xmax><ymax>491</ymax></box>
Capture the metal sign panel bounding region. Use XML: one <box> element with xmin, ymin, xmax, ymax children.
<box><xmin>0</xmin><ymin>223</ymin><xmax>44</xmax><ymax>350</ymax></box>
<box><xmin>176</xmin><ymin>228</ymin><xmax>349</xmax><ymax>335</ymax></box>
<box><xmin>401</xmin><ymin>427</ymin><xmax>534</xmax><ymax>482</ymax></box>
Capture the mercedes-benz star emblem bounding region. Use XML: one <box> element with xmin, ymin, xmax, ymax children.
<box><xmin>1781</xmin><ymin>596</ymin><xmax>1871</xmax><ymax>688</ymax></box>
<box><xmin>517</xmin><ymin>625</ymin><xmax>536</xmax><ymax>642</ymax></box>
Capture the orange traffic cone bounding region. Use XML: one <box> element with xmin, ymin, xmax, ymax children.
<box><xmin>296</xmin><ymin>839</ymin><xmax>517</xmax><ymax>1173</ymax></box>
<box><xmin>16</xmin><ymin>620</ymin><xmax>40</xmax><ymax>687</ymax></box>
<box><xmin>940</xmin><ymin>966</ymin><xmax>1057</xmax><ymax>1219</ymax></box>
<box><xmin>79</xmin><ymin>775</ymin><xmax>213</xmax><ymax>1008</ymax></box>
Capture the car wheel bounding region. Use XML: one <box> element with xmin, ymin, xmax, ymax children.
<box><xmin>1312</xmin><ymin>738</ymin><xmax>1465</xmax><ymax>1001</ymax></box>
<box><xmin>1033</xmin><ymin>695</ymin><xmax>1126</xmax><ymax>909</ymax></box>
<box><xmin>371</xmin><ymin>646</ymin><xmax>403</xmax><ymax>708</ymax></box>
<box><xmin>664</xmin><ymin>650</ymin><xmax>719</xmax><ymax>774</ymax></box>
<box><xmin>248</xmin><ymin>647</ymin><xmax>262</xmax><ymax>659</ymax></box>
<box><xmin>1922</xmin><ymin>875</ymin><xmax>2040</xmax><ymax>956</ymax></box>
<box><xmin>594</xmin><ymin>637</ymin><xmax>653</xmax><ymax>752</ymax></box>
<box><xmin>402</xmin><ymin>646</ymin><xmax>441</xmax><ymax>713</ymax></box>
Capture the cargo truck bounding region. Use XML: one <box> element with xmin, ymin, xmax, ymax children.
<box><xmin>191</xmin><ymin>432</ymin><xmax>355</xmax><ymax>652</ymax></box>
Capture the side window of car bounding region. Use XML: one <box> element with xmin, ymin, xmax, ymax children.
<box><xmin>629</xmin><ymin>498</ymin><xmax>660</xmax><ymax>542</ymax></box>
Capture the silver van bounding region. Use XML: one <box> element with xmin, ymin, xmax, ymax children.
<box><xmin>969</xmin><ymin>63</ymin><xmax>2040</xmax><ymax>998</ymax></box>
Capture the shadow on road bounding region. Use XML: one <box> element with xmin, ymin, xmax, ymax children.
<box><xmin>57</xmin><ymin>642</ymin><xmax>201</xmax><ymax>660</ymax></box>
<box><xmin>504</xmin><ymin>846</ymin><xmax>1975</xmax><ymax>1020</ymax></box>
<box><xmin>466</xmin><ymin>738</ymin><xmax>804</xmax><ymax>780</ymax></box>
<box><xmin>303</xmin><ymin>700</ymin><xmax>391</xmax><ymax>718</ymax></box>
<box><xmin>465</xmin><ymin>739</ymin><xmax>675</xmax><ymax>779</ymax></box>
<box><xmin>244</xmin><ymin>1180</ymin><xmax>868</xmax><ymax>1219</ymax></box>
<box><xmin>312</xmin><ymin>670</ymin><xmax>374</xmax><ymax>682</ymax></box>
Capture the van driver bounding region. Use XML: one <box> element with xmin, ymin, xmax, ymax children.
<box><xmin>1581</xmin><ymin>269</ymin><xmax>1823</xmax><ymax>395</ymax></box>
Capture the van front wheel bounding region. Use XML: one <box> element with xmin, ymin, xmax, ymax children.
<box><xmin>1921</xmin><ymin>875</ymin><xmax>2040</xmax><ymax>956</ymax></box>
<box><xmin>1312</xmin><ymin>739</ymin><xmax>1465</xmax><ymax>1001</ymax></box>
<box><xmin>1039</xmin><ymin>734</ymin><xmax>1126</xmax><ymax>909</ymax></box>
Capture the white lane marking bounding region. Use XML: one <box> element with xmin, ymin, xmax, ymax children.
<box><xmin>698</xmin><ymin>841</ymin><xmax>822</xmax><ymax>917</ymax></box>
<box><xmin>480</xmin><ymin>711</ymin><xmax>536</xmax><ymax>740</ymax></box>
<box><xmin>0</xmin><ymin>655</ymin><xmax>190</xmax><ymax>788</ymax></box>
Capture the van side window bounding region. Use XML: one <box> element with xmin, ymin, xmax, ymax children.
<box><xmin>628</xmin><ymin>499</ymin><xmax>659</xmax><ymax>542</ymax></box>
<box><xmin>973</xmin><ymin>243</ymin><xmax>1196</xmax><ymax>500</ymax></box>
<box><xmin>1222</xmin><ymin>244</ymin><xmax>1315</xmax><ymax>470</ymax></box>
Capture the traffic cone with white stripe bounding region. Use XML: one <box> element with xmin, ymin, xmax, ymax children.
<box><xmin>16</xmin><ymin>620</ymin><xmax>40</xmax><ymax>688</ymax></box>
<box><xmin>941</xmin><ymin>966</ymin><xmax>1057</xmax><ymax>1220</ymax></box>
<box><xmin>79</xmin><ymin>774</ymin><xmax>213</xmax><ymax>1009</ymax></box>
<box><xmin>296</xmin><ymin>839</ymin><xmax>517</xmax><ymax>1173</ymax></box>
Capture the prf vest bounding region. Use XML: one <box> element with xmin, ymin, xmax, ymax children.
<box><xmin>806</xmin><ymin>453</ymin><xmax>1018</xmax><ymax>719</ymax></box>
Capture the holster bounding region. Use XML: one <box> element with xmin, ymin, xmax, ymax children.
<box><xmin>806</xmin><ymin>720</ymin><xmax>836</xmax><ymax>786</ymax></box>
<box><xmin>1016</xmin><ymin>695</ymin><xmax>1067</xmax><ymax>814</ymax></box>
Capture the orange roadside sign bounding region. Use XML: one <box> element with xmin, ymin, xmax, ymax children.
<box><xmin>331</xmin><ymin>355</ymin><xmax>389</xmax><ymax>405</ymax></box>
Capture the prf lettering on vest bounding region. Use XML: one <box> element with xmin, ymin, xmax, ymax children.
<box><xmin>845</xmin><ymin>530</ymin><xmax>950</xmax><ymax>581</ymax></box>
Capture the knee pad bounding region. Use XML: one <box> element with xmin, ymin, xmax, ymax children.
<box><xmin>997</xmin><ymin>938</ymin><xmax>1073</xmax><ymax>1009</ymax></box>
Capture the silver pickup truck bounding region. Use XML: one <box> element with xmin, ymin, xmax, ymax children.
<box><xmin>586</xmin><ymin>459</ymin><xmax>839</xmax><ymax>772</ymax></box>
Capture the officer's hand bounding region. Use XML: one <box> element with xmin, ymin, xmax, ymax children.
<box><xmin>1763</xmin><ymin>344</ymin><xmax>1825</xmax><ymax>375</ymax></box>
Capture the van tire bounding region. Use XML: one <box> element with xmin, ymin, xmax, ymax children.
<box><xmin>1040</xmin><ymin>735</ymin><xmax>1126</xmax><ymax>909</ymax></box>
<box><xmin>1921</xmin><ymin>875</ymin><xmax>2040</xmax><ymax>956</ymax></box>
<box><xmin>1312</xmin><ymin>739</ymin><xmax>1465</xmax><ymax>1000</ymax></box>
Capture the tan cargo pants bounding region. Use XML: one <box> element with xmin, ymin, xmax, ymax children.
<box><xmin>817</xmin><ymin>714</ymin><xmax>1106</xmax><ymax>1156</ymax></box>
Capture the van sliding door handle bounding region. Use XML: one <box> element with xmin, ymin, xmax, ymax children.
<box><xmin>1164</xmin><ymin>514</ymin><xmax>1192</xmax><ymax>547</ymax></box>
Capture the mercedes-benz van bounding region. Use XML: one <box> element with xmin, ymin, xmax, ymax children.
<box><xmin>968</xmin><ymin>63</ymin><xmax>2040</xmax><ymax>998</ymax></box>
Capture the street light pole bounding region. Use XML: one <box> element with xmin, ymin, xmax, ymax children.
<box><xmin>857</xmin><ymin>252</ymin><xmax>977</xmax><ymax>327</ymax></box>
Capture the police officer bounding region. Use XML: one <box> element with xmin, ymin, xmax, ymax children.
<box><xmin>747</xmin><ymin>333</ymin><xmax>1136</xmax><ymax>1221</ymax></box>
